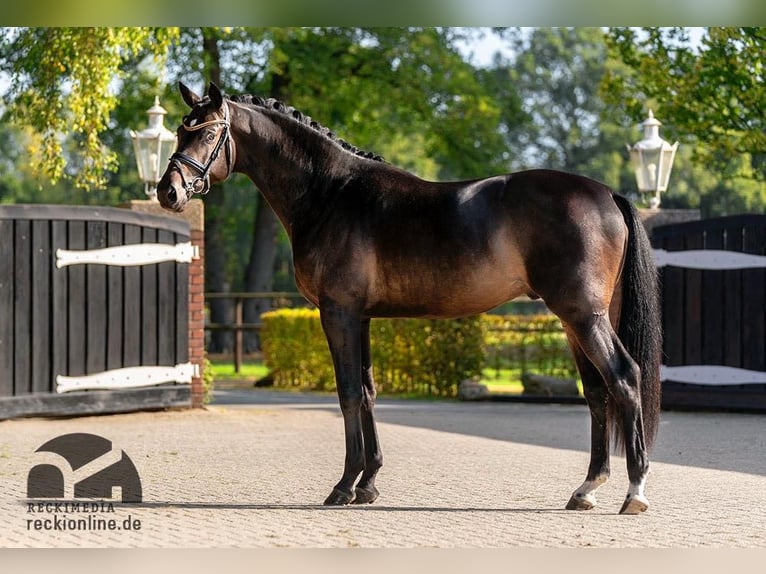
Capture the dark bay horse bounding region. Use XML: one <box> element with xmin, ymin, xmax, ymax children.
<box><xmin>157</xmin><ymin>82</ymin><xmax>662</xmax><ymax>515</ymax></box>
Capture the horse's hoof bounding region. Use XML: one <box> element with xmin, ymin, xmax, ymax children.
<box><xmin>619</xmin><ymin>494</ymin><xmax>649</xmax><ymax>515</ymax></box>
<box><xmin>565</xmin><ymin>493</ymin><xmax>596</xmax><ymax>511</ymax></box>
<box><xmin>352</xmin><ymin>485</ymin><xmax>379</xmax><ymax>504</ymax></box>
<box><xmin>323</xmin><ymin>488</ymin><xmax>355</xmax><ymax>506</ymax></box>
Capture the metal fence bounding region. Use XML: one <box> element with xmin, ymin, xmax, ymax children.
<box><xmin>205</xmin><ymin>292</ymin><xmax>310</xmax><ymax>371</ymax></box>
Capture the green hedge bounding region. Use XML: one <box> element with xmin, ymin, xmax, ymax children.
<box><xmin>370</xmin><ymin>316</ymin><xmax>485</xmax><ymax>396</ymax></box>
<box><xmin>260</xmin><ymin>309</ymin><xmax>335</xmax><ymax>390</ymax></box>
<box><xmin>260</xmin><ymin>309</ymin><xmax>484</xmax><ymax>396</ymax></box>
<box><xmin>260</xmin><ymin>309</ymin><xmax>577</xmax><ymax>397</ymax></box>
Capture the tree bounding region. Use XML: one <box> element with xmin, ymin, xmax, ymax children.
<box><xmin>242</xmin><ymin>28</ymin><xmax>519</xmax><ymax>180</ymax></box>
<box><xmin>0</xmin><ymin>27</ymin><xmax>178</xmax><ymax>190</ymax></box>
<box><xmin>603</xmin><ymin>27</ymin><xmax>766</xmax><ymax>182</ymax></box>
<box><xmin>487</xmin><ymin>27</ymin><xmax>632</xmax><ymax>191</ymax></box>
<box><xmin>661</xmin><ymin>143</ymin><xmax>766</xmax><ymax>216</ymax></box>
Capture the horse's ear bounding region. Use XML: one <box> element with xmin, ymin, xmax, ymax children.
<box><xmin>208</xmin><ymin>82</ymin><xmax>224</xmax><ymax>109</ymax></box>
<box><xmin>179</xmin><ymin>81</ymin><xmax>201</xmax><ymax>108</ymax></box>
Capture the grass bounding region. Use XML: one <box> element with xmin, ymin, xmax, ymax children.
<box><xmin>481</xmin><ymin>368</ymin><xmax>524</xmax><ymax>394</ymax></box>
<box><xmin>209</xmin><ymin>360</ymin><xmax>270</xmax><ymax>382</ymax></box>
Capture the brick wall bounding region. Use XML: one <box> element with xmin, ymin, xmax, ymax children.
<box><xmin>188</xmin><ymin>224</ymin><xmax>206</xmax><ymax>407</ymax></box>
<box><xmin>127</xmin><ymin>199</ymin><xmax>206</xmax><ymax>408</ymax></box>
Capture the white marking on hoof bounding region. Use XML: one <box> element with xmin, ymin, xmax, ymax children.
<box><xmin>620</xmin><ymin>494</ymin><xmax>649</xmax><ymax>514</ymax></box>
<box><xmin>566</xmin><ymin>492</ymin><xmax>597</xmax><ymax>511</ymax></box>
<box><xmin>620</xmin><ymin>472</ymin><xmax>649</xmax><ymax>514</ymax></box>
<box><xmin>567</xmin><ymin>475</ymin><xmax>608</xmax><ymax>511</ymax></box>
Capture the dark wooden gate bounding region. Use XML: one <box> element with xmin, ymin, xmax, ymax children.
<box><xmin>0</xmin><ymin>205</ymin><xmax>195</xmax><ymax>419</ymax></box>
<box><xmin>652</xmin><ymin>214</ymin><xmax>766</xmax><ymax>411</ymax></box>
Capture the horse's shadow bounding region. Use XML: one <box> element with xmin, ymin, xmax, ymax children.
<box><xmin>127</xmin><ymin>501</ymin><xmax>569</xmax><ymax>514</ymax></box>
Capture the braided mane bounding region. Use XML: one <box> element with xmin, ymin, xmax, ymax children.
<box><xmin>229</xmin><ymin>94</ymin><xmax>384</xmax><ymax>162</ymax></box>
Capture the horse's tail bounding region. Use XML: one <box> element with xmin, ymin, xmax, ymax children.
<box><xmin>610</xmin><ymin>194</ymin><xmax>662</xmax><ymax>451</ymax></box>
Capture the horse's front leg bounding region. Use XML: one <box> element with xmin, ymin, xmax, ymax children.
<box><xmin>353</xmin><ymin>318</ymin><xmax>383</xmax><ymax>504</ymax></box>
<box><xmin>320</xmin><ymin>302</ymin><xmax>366</xmax><ymax>505</ymax></box>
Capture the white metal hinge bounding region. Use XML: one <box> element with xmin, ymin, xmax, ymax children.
<box><xmin>56</xmin><ymin>242</ymin><xmax>199</xmax><ymax>268</ymax></box>
<box><xmin>653</xmin><ymin>249</ymin><xmax>766</xmax><ymax>270</ymax></box>
<box><xmin>660</xmin><ymin>365</ymin><xmax>766</xmax><ymax>386</ymax></box>
<box><xmin>56</xmin><ymin>363</ymin><xmax>198</xmax><ymax>394</ymax></box>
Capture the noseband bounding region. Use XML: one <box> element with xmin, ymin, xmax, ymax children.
<box><xmin>169</xmin><ymin>103</ymin><xmax>232</xmax><ymax>196</ymax></box>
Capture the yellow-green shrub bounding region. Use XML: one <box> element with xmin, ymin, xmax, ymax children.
<box><xmin>482</xmin><ymin>314</ymin><xmax>578</xmax><ymax>380</ymax></box>
<box><xmin>260</xmin><ymin>309</ymin><xmax>577</xmax><ymax>396</ymax></box>
<box><xmin>260</xmin><ymin>308</ymin><xmax>336</xmax><ymax>390</ymax></box>
<box><xmin>260</xmin><ymin>309</ymin><xmax>484</xmax><ymax>396</ymax></box>
<box><xmin>370</xmin><ymin>316</ymin><xmax>485</xmax><ymax>396</ymax></box>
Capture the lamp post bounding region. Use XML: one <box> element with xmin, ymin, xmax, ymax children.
<box><xmin>130</xmin><ymin>96</ymin><xmax>177</xmax><ymax>199</ymax></box>
<box><xmin>627</xmin><ymin>110</ymin><xmax>679</xmax><ymax>209</ymax></box>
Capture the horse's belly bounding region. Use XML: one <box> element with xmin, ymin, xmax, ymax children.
<box><xmin>426</xmin><ymin>275</ymin><xmax>529</xmax><ymax>318</ymax></box>
<box><xmin>367</xmin><ymin>266</ymin><xmax>530</xmax><ymax>319</ymax></box>
<box><xmin>367</xmin><ymin>230</ymin><xmax>530</xmax><ymax>318</ymax></box>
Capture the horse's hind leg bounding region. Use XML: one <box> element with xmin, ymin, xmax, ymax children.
<box><xmin>565</xmin><ymin>338</ymin><xmax>611</xmax><ymax>511</ymax></box>
<box><xmin>353</xmin><ymin>318</ymin><xmax>383</xmax><ymax>504</ymax></box>
<box><xmin>563</xmin><ymin>313</ymin><xmax>650</xmax><ymax>514</ymax></box>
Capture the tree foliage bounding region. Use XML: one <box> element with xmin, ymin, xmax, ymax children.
<box><xmin>234</xmin><ymin>27</ymin><xmax>522</xmax><ymax>179</ymax></box>
<box><xmin>0</xmin><ymin>27</ymin><xmax>178</xmax><ymax>190</ymax></box>
<box><xmin>603</xmin><ymin>27</ymin><xmax>766</xmax><ymax>181</ymax></box>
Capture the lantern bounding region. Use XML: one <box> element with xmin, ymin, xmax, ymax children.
<box><xmin>130</xmin><ymin>96</ymin><xmax>177</xmax><ymax>198</ymax></box>
<box><xmin>627</xmin><ymin>110</ymin><xmax>679</xmax><ymax>209</ymax></box>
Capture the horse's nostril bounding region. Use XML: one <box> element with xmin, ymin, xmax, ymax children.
<box><xmin>168</xmin><ymin>186</ymin><xmax>177</xmax><ymax>204</ymax></box>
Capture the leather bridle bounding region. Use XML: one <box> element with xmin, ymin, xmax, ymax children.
<box><xmin>169</xmin><ymin>102</ymin><xmax>232</xmax><ymax>196</ymax></box>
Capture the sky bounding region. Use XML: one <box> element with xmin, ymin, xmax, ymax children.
<box><xmin>458</xmin><ymin>27</ymin><xmax>707</xmax><ymax>67</ymax></box>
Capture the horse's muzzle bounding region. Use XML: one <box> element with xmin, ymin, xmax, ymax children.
<box><xmin>156</xmin><ymin>171</ymin><xmax>189</xmax><ymax>212</ymax></box>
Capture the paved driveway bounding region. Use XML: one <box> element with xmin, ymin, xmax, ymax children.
<box><xmin>1</xmin><ymin>388</ymin><xmax>764</xmax><ymax>547</ymax></box>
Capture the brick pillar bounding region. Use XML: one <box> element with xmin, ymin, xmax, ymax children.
<box><xmin>126</xmin><ymin>199</ymin><xmax>206</xmax><ymax>408</ymax></box>
<box><xmin>188</xmin><ymin>216</ymin><xmax>206</xmax><ymax>407</ymax></box>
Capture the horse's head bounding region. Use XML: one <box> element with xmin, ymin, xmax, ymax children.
<box><xmin>157</xmin><ymin>81</ymin><xmax>234</xmax><ymax>212</ymax></box>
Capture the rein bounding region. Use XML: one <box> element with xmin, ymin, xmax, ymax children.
<box><xmin>169</xmin><ymin>103</ymin><xmax>232</xmax><ymax>196</ymax></box>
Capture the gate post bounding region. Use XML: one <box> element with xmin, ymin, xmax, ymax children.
<box><xmin>127</xmin><ymin>199</ymin><xmax>206</xmax><ymax>408</ymax></box>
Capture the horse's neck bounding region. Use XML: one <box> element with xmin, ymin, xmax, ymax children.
<box><xmin>232</xmin><ymin>106</ymin><xmax>354</xmax><ymax>238</ymax></box>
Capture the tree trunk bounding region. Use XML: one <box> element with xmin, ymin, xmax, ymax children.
<box><xmin>242</xmin><ymin>194</ymin><xmax>280</xmax><ymax>351</ymax></box>
<box><xmin>204</xmin><ymin>184</ymin><xmax>233</xmax><ymax>353</ymax></box>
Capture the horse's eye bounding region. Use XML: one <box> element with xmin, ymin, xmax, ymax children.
<box><xmin>205</xmin><ymin>131</ymin><xmax>216</xmax><ymax>143</ymax></box>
